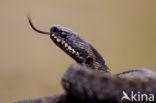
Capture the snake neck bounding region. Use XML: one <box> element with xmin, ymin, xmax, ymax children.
<box><xmin>85</xmin><ymin>44</ymin><xmax>110</xmax><ymax>73</ymax></box>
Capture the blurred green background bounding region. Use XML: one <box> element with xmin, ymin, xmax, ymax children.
<box><xmin>0</xmin><ymin>0</ymin><xmax>156</xmax><ymax>103</ymax></box>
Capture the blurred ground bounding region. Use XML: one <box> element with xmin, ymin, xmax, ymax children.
<box><xmin>0</xmin><ymin>0</ymin><xmax>156</xmax><ymax>103</ymax></box>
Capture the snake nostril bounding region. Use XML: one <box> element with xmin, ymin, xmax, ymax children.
<box><xmin>51</xmin><ymin>26</ymin><xmax>59</xmax><ymax>33</ymax></box>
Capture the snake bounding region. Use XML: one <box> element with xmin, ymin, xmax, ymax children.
<box><xmin>16</xmin><ymin>17</ymin><xmax>156</xmax><ymax>103</ymax></box>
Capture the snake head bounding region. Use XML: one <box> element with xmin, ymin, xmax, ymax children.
<box><xmin>28</xmin><ymin>16</ymin><xmax>107</xmax><ymax>70</ymax></box>
<box><xmin>50</xmin><ymin>25</ymin><xmax>90</xmax><ymax>63</ymax></box>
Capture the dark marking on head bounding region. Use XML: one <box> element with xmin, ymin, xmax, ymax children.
<box><xmin>85</xmin><ymin>57</ymin><xmax>93</xmax><ymax>65</ymax></box>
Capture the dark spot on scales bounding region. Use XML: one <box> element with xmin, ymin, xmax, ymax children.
<box><xmin>85</xmin><ymin>57</ymin><xmax>93</xmax><ymax>64</ymax></box>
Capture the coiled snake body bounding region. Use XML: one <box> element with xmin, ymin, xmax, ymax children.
<box><xmin>16</xmin><ymin>17</ymin><xmax>156</xmax><ymax>103</ymax></box>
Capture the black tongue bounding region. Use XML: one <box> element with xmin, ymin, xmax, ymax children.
<box><xmin>27</xmin><ymin>16</ymin><xmax>50</xmax><ymax>35</ymax></box>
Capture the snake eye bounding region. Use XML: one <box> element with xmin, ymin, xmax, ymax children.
<box><xmin>60</xmin><ymin>31</ymin><xmax>67</xmax><ymax>38</ymax></box>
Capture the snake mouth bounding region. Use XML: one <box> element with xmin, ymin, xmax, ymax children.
<box><xmin>50</xmin><ymin>33</ymin><xmax>85</xmax><ymax>63</ymax></box>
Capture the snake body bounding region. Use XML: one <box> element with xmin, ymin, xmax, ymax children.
<box><xmin>15</xmin><ymin>17</ymin><xmax>156</xmax><ymax>103</ymax></box>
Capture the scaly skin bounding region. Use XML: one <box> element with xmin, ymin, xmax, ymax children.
<box><xmin>62</xmin><ymin>64</ymin><xmax>156</xmax><ymax>103</ymax></box>
<box><xmin>15</xmin><ymin>17</ymin><xmax>156</xmax><ymax>103</ymax></box>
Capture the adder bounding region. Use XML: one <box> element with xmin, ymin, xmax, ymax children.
<box><xmin>16</xmin><ymin>17</ymin><xmax>156</xmax><ymax>103</ymax></box>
